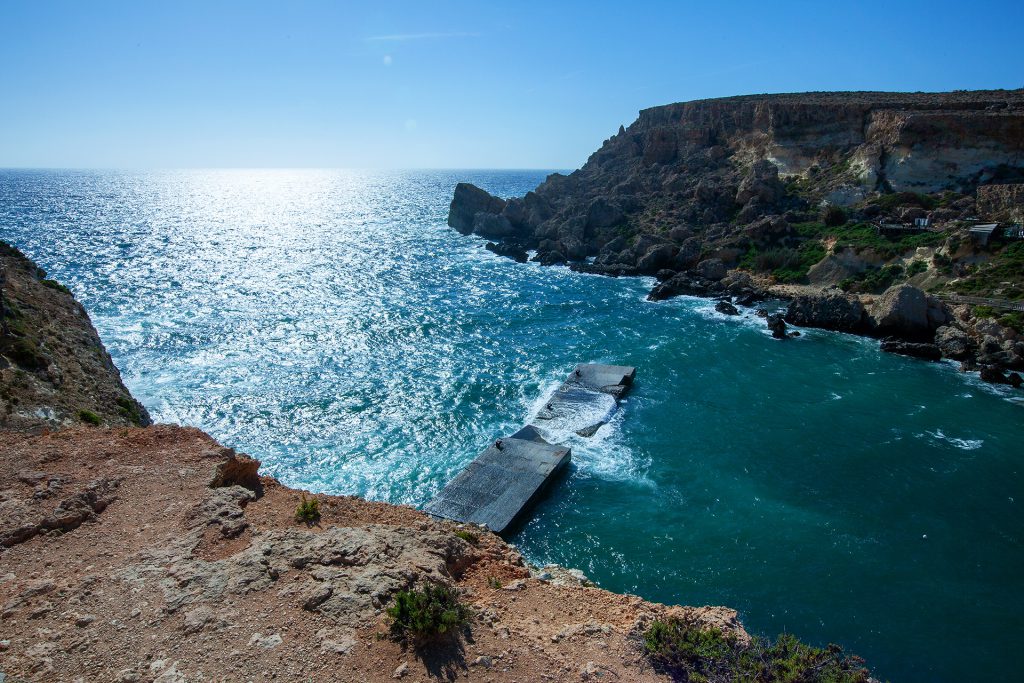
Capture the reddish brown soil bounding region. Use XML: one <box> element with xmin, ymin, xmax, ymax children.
<box><xmin>0</xmin><ymin>425</ymin><xmax>744</xmax><ymax>682</ymax></box>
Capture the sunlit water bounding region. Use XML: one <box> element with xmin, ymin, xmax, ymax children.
<box><xmin>2</xmin><ymin>169</ymin><xmax>1021</xmax><ymax>682</ymax></box>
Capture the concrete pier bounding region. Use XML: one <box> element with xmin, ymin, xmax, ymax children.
<box><xmin>533</xmin><ymin>364</ymin><xmax>637</xmax><ymax>437</ymax></box>
<box><xmin>424</xmin><ymin>431</ymin><xmax>570</xmax><ymax>534</ymax></box>
<box><xmin>425</xmin><ymin>364</ymin><xmax>636</xmax><ymax>534</ymax></box>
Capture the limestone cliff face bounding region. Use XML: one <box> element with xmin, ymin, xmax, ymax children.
<box><xmin>1</xmin><ymin>241</ymin><xmax>151</xmax><ymax>430</ymax></box>
<box><xmin>449</xmin><ymin>90</ymin><xmax>1024</xmax><ymax>273</ymax></box>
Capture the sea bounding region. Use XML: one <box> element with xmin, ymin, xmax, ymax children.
<box><xmin>1</xmin><ymin>169</ymin><xmax>1021</xmax><ymax>682</ymax></box>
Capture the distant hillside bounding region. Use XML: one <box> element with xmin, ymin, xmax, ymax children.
<box><xmin>448</xmin><ymin>89</ymin><xmax>1024</xmax><ymax>303</ymax></box>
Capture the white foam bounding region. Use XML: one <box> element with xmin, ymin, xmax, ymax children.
<box><xmin>922</xmin><ymin>428</ymin><xmax>984</xmax><ymax>451</ymax></box>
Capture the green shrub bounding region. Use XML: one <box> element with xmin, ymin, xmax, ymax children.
<box><xmin>643</xmin><ymin>618</ymin><xmax>735</xmax><ymax>678</ymax></box>
<box><xmin>841</xmin><ymin>264</ymin><xmax>904</xmax><ymax>294</ymax></box>
<box><xmin>78</xmin><ymin>409</ymin><xmax>101</xmax><ymax>426</ymax></box>
<box><xmin>1</xmin><ymin>336</ymin><xmax>48</xmax><ymax>370</ymax></box>
<box><xmin>486</xmin><ymin>576</ymin><xmax>503</xmax><ymax>589</ymax></box>
<box><xmin>386</xmin><ymin>583</ymin><xmax>471</xmax><ymax>646</ymax></box>
<box><xmin>40</xmin><ymin>279</ymin><xmax>71</xmax><ymax>295</ymax></box>
<box><xmin>822</xmin><ymin>205</ymin><xmax>847</xmax><ymax>227</ymax></box>
<box><xmin>998</xmin><ymin>312</ymin><xmax>1024</xmax><ymax>333</ymax></box>
<box><xmin>905</xmin><ymin>260</ymin><xmax>928</xmax><ymax>277</ymax></box>
<box><xmin>295</xmin><ymin>494</ymin><xmax>320</xmax><ymax>524</ymax></box>
<box><xmin>114</xmin><ymin>396</ymin><xmax>145</xmax><ymax>426</ymax></box>
<box><xmin>642</xmin><ymin>617</ymin><xmax>871</xmax><ymax>682</ymax></box>
<box><xmin>949</xmin><ymin>242</ymin><xmax>1024</xmax><ymax>300</ymax></box>
<box><xmin>973</xmin><ymin>305</ymin><xmax>997</xmax><ymax>319</ymax></box>
<box><xmin>870</xmin><ymin>191</ymin><xmax>938</xmax><ymax>212</ymax></box>
<box><xmin>454</xmin><ymin>529</ymin><xmax>479</xmax><ymax>545</ymax></box>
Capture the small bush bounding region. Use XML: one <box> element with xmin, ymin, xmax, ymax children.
<box><xmin>905</xmin><ymin>260</ymin><xmax>928</xmax><ymax>277</ymax></box>
<box><xmin>386</xmin><ymin>583</ymin><xmax>471</xmax><ymax>646</ymax></box>
<box><xmin>998</xmin><ymin>312</ymin><xmax>1024</xmax><ymax>333</ymax></box>
<box><xmin>643</xmin><ymin>618</ymin><xmax>735</xmax><ymax>678</ymax></box>
<box><xmin>1</xmin><ymin>336</ymin><xmax>48</xmax><ymax>370</ymax></box>
<box><xmin>41</xmin><ymin>279</ymin><xmax>71</xmax><ymax>295</ymax></box>
<box><xmin>78</xmin><ymin>409</ymin><xmax>101</xmax><ymax>426</ymax></box>
<box><xmin>822</xmin><ymin>205</ymin><xmax>847</xmax><ymax>227</ymax></box>
<box><xmin>453</xmin><ymin>529</ymin><xmax>479</xmax><ymax>545</ymax></box>
<box><xmin>642</xmin><ymin>617</ymin><xmax>871</xmax><ymax>682</ymax></box>
<box><xmin>486</xmin><ymin>576</ymin><xmax>503</xmax><ymax>589</ymax></box>
<box><xmin>841</xmin><ymin>264</ymin><xmax>904</xmax><ymax>294</ymax></box>
<box><xmin>115</xmin><ymin>396</ymin><xmax>144</xmax><ymax>426</ymax></box>
<box><xmin>295</xmin><ymin>494</ymin><xmax>320</xmax><ymax>524</ymax></box>
<box><xmin>974</xmin><ymin>305</ymin><xmax>997</xmax><ymax>319</ymax></box>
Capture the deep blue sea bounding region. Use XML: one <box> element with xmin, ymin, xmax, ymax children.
<box><xmin>2</xmin><ymin>169</ymin><xmax>1021</xmax><ymax>682</ymax></box>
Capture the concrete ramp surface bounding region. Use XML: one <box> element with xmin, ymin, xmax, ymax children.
<box><xmin>425</xmin><ymin>363</ymin><xmax>636</xmax><ymax>534</ymax></box>
<box><xmin>424</xmin><ymin>435</ymin><xmax>570</xmax><ymax>534</ymax></box>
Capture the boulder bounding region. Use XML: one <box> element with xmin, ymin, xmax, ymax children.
<box><xmin>980</xmin><ymin>365</ymin><xmax>1014</xmax><ymax>385</ymax></box>
<box><xmin>585</xmin><ymin>197</ymin><xmax>624</xmax><ymax>229</ymax></box>
<box><xmin>696</xmin><ymin>258</ymin><xmax>726</xmax><ymax>281</ymax></box>
<box><xmin>647</xmin><ymin>273</ymin><xmax>718</xmax><ymax>301</ymax></box>
<box><xmin>669</xmin><ymin>225</ymin><xmax>693</xmax><ymax>243</ymax></box>
<box><xmin>637</xmin><ymin>244</ymin><xmax>678</xmax><ymax>273</ymax></box>
<box><xmin>735</xmin><ymin>160</ymin><xmax>784</xmax><ymax>206</ymax></box>
<box><xmin>868</xmin><ymin>285</ymin><xmax>946</xmax><ymax>338</ymax></box>
<box><xmin>766</xmin><ymin>314</ymin><xmax>788</xmax><ymax>339</ymax></box>
<box><xmin>673</xmin><ymin>237</ymin><xmax>702</xmax><ymax>270</ymax></box>
<box><xmin>934</xmin><ymin>325</ymin><xmax>973</xmax><ymax>360</ymax></box>
<box><xmin>715</xmin><ymin>300</ymin><xmax>739</xmax><ymax>316</ymax></box>
<box><xmin>785</xmin><ymin>291</ymin><xmax>866</xmax><ymax>333</ymax></box>
<box><xmin>742</xmin><ymin>215</ymin><xmax>791</xmax><ymax>245</ymax></box>
<box><xmin>448</xmin><ymin>183</ymin><xmax>506</xmax><ymax>234</ymax></box>
<box><xmin>879</xmin><ymin>340</ymin><xmax>943</xmax><ymax>361</ymax></box>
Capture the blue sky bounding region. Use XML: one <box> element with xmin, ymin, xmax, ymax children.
<box><xmin>1</xmin><ymin>0</ymin><xmax>1022</xmax><ymax>169</ymax></box>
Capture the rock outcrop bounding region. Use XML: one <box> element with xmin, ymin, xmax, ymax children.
<box><xmin>785</xmin><ymin>290</ymin><xmax>867</xmax><ymax>333</ymax></box>
<box><xmin>867</xmin><ymin>284</ymin><xmax>950</xmax><ymax>340</ymax></box>
<box><xmin>1</xmin><ymin>241</ymin><xmax>151</xmax><ymax>430</ymax></box>
<box><xmin>448</xmin><ymin>90</ymin><xmax>1024</xmax><ymax>278</ymax></box>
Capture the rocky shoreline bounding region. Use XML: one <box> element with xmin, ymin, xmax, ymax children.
<box><xmin>447</xmin><ymin>89</ymin><xmax>1024</xmax><ymax>390</ymax></box>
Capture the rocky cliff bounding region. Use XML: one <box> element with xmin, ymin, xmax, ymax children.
<box><xmin>1</xmin><ymin>241</ymin><xmax>150</xmax><ymax>431</ymax></box>
<box><xmin>447</xmin><ymin>90</ymin><xmax>1024</xmax><ymax>385</ymax></box>
<box><xmin>449</xmin><ymin>90</ymin><xmax>1024</xmax><ymax>269</ymax></box>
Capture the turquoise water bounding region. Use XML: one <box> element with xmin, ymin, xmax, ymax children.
<box><xmin>2</xmin><ymin>169</ymin><xmax>1021</xmax><ymax>682</ymax></box>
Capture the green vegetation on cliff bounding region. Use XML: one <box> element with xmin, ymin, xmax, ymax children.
<box><xmin>642</xmin><ymin>617</ymin><xmax>872</xmax><ymax>683</ymax></box>
<box><xmin>386</xmin><ymin>583</ymin><xmax>471</xmax><ymax>646</ymax></box>
<box><xmin>946</xmin><ymin>241</ymin><xmax>1024</xmax><ymax>301</ymax></box>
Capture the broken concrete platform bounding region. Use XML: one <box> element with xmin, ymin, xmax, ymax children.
<box><xmin>425</xmin><ymin>364</ymin><xmax>637</xmax><ymax>533</ymax></box>
<box><xmin>424</xmin><ymin>432</ymin><xmax>570</xmax><ymax>534</ymax></box>
<box><xmin>533</xmin><ymin>364</ymin><xmax>636</xmax><ymax>437</ymax></box>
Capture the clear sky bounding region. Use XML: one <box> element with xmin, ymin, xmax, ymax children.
<box><xmin>2</xmin><ymin>0</ymin><xmax>1022</xmax><ymax>169</ymax></box>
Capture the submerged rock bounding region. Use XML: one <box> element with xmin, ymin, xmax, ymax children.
<box><xmin>715</xmin><ymin>300</ymin><xmax>739</xmax><ymax>316</ymax></box>
<box><xmin>485</xmin><ymin>241</ymin><xmax>529</xmax><ymax>263</ymax></box>
<box><xmin>765</xmin><ymin>314</ymin><xmax>788</xmax><ymax>339</ymax></box>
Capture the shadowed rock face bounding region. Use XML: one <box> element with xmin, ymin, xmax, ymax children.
<box><xmin>448</xmin><ymin>90</ymin><xmax>1024</xmax><ymax>272</ymax></box>
<box><xmin>1</xmin><ymin>241</ymin><xmax>151</xmax><ymax>430</ymax></box>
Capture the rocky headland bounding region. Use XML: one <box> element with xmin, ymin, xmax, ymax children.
<box><xmin>2</xmin><ymin>242</ymin><xmax>800</xmax><ymax>681</ymax></box>
<box><xmin>449</xmin><ymin>90</ymin><xmax>1024</xmax><ymax>387</ymax></box>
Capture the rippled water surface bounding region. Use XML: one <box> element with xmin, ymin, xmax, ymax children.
<box><xmin>2</xmin><ymin>169</ymin><xmax>1021</xmax><ymax>682</ymax></box>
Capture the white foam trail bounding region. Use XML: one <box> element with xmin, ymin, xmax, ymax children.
<box><xmin>922</xmin><ymin>429</ymin><xmax>984</xmax><ymax>451</ymax></box>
